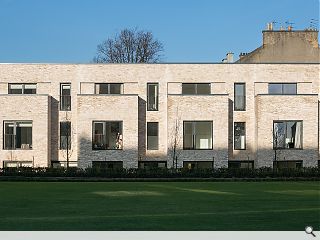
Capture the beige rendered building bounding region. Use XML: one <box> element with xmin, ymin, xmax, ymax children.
<box><xmin>0</xmin><ymin>30</ymin><xmax>319</xmax><ymax>169</ymax></box>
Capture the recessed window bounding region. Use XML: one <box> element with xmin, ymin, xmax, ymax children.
<box><xmin>183</xmin><ymin>121</ymin><xmax>212</xmax><ymax>150</ymax></box>
<box><xmin>273</xmin><ymin>121</ymin><xmax>302</xmax><ymax>149</ymax></box>
<box><xmin>228</xmin><ymin>161</ymin><xmax>254</xmax><ymax>169</ymax></box>
<box><xmin>3</xmin><ymin>121</ymin><xmax>32</xmax><ymax>150</ymax></box>
<box><xmin>60</xmin><ymin>83</ymin><xmax>71</xmax><ymax>111</ymax></box>
<box><xmin>95</xmin><ymin>83</ymin><xmax>123</xmax><ymax>94</ymax></box>
<box><xmin>147</xmin><ymin>122</ymin><xmax>159</xmax><ymax>150</ymax></box>
<box><xmin>60</xmin><ymin>122</ymin><xmax>71</xmax><ymax>150</ymax></box>
<box><xmin>147</xmin><ymin>83</ymin><xmax>159</xmax><ymax>111</ymax></box>
<box><xmin>268</xmin><ymin>83</ymin><xmax>297</xmax><ymax>95</ymax></box>
<box><xmin>8</xmin><ymin>84</ymin><xmax>36</xmax><ymax>94</ymax></box>
<box><xmin>234</xmin><ymin>122</ymin><xmax>246</xmax><ymax>150</ymax></box>
<box><xmin>182</xmin><ymin>83</ymin><xmax>210</xmax><ymax>95</ymax></box>
<box><xmin>92</xmin><ymin>121</ymin><xmax>123</xmax><ymax>150</ymax></box>
<box><xmin>183</xmin><ymin>161</ymin><xmax>214</xmax><ymax>169</ymax></box>
<box><xmin>92</xmin><ymin>161</ymin><xmax>123</xmax><ymax>169</ymax></box>
<box><xmin>234</xmin><ymin>83</ymin><xmax>246</xmax><ymax>111</ymax></box>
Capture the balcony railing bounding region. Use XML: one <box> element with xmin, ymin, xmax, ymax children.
<box><xmin>60</xmin><ymin>95</ymin><xmax>71</xmax><ymax>111</ymax></box>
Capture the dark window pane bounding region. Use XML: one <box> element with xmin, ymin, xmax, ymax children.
<box><xmin>147</xmin><ymin>83</ymin><xmax>159</xmax><ymax>111</ymax></box>
<box><xmin>4</xmin><ymin>121</ymin><xmax>32</xmax><ymax>150</ymax></box>
<box><xmin>60</xmin><ymin>84</ymin><xmax>71</xmax><ymax>111</ymax></box>
<box><xmin>268</xmin><ymin>84</ymin><xmax>282</xmax><ymax>94</ymax></box>
<box><xmin>274</xmin><ymin>121</ymin><xmax>302</xmax><ymax>149</ymax></box>
<box><xmin>234</xmin><ymin>122</ymin><xmax>246</xmax><ymax>150</ymax></box>
<box><xmin>147</xmin><ymin>122</ymin><xmax>159</xmax><ymax>150</ymax></box>
<box><xmin>60</xmin><ymin>122</ymin><xmax>71</xmax><ymax>150</ymax></box>
<box><xmin>183</xmin><ymin>122</ymin><xmax>193</xmax><ymax>149</ymax></box>
<box><xmin>109</xmin><ymin>84</ymin><xmax>122</xmax><ymax>94</ymax></box>
<box><xmin>24</xmin><ymin>84</ymin><xmax>37</xmax><ymax>94</ymax></box>
<box><xmin>283</xmin><ymin>84</ymin><xmax>297</xmax><ymax>94</ymax></box>
<box><xmin>196</xmin><ymin>84</ymin><xmax>211</xmax><ymax>94</ymax></box>
<box><xmin>184</xmin><ymin>121</ymin><xmax>212</xmax><ymax>150</ymax></box>
<box><xmin>93</xmin><ymin>121</ymin><xmax>122</xmax><ymax>150</ymax></box>
<box><xmin>234</xmin><ymin>83</ymin><xmax>246</xmax><ymax>110</ymax></box>
<box><xmin>8</xmin><ymin>84</ymin><xmax>23</xmax><ymax>94</ymax></box>
<box><xmin>97</xmin><ymin>84</ymin><xmax>108</xmax><ymax>94</ymax></box>
<box><xmin>182</xmin><ymin>84</ymin><xmax>196</xmax><ymax>94</ymax></box>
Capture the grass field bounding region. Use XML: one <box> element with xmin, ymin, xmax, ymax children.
<box><xmin>0</xmin><ymin>181</ymin><xmax>319</xmax><ymax>231</ymax></box>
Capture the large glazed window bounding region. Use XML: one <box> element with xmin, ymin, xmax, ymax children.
<box><xmin>60</xmin><ymin>122</ymin><xmax>71</xmax><ymax>150</ymax></box>
<box><xmin>268</xmin><ymin>83</ymin><xmax>297</xmax><ymax>95</ymax></box>
<box><xmin>273</xmin><ymin>121</ymin><xmax>302</xmax><ymax>149</ymax></box>
<box><xmin>183</xmin><ymin>121</ymin><xmax>212</xmax><ymax>150</ymax></box>
<box><xmin>3</xmin><ymin>121</ymin><xmax>32</xmax><ymax>150</ymax></box>
<box><xmin>95</xmin><ymin>83</ymin><xmax>123</xmax><ymax>94</ymax></box>
<box><xmin>8</xmin><ymin>84</ymin><xmax>36</xmax><ymax>94</ymax></box>
<box><xmin>60</xmin><ymin>83</ymin><xmax>71</xmax><ymax>111</ymax></box>
<box><xmin>234</xmin><ymin>83</ymin><xmax>246</xmax><ymax>111</ymax></box>
<box><xmin>92</xmin><ymin>121</ymin><xmax>123</xmax><ymax>150</ymax></box>
<box><xmin>147</xmin><ymin>122</ymin><xmax>159</xmax><ymax>150</ymax></box>
<box><xmin>147</xmin><ymin>83</ymin><xmax>159</xmax><ymax>111</ymax></box>
<box><xmin>182</xmin><ymin>83</ymin><xmax>210</xmax><ymax>95</ymax></box>
<box><xmin>234</xmin><ymin>122</ymin><xmax>246</xmax><ymax>150</ymax></box>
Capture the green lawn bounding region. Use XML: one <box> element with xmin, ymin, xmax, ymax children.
<box><xmin>0</xmin><ymin>181</ymin><xmax>319</xmax><ymax>230</ymax></box>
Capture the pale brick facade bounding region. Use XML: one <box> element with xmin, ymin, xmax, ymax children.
<box><xmin>0</xmin><ymin>64</ymin><xmax>319</xmax><ymax>169</ymax></box>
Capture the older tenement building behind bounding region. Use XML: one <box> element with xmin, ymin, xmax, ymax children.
<box><xmin>0</xmin><ymin>29</ymin><xmax>319</xmax><ymax>169</ymax></box>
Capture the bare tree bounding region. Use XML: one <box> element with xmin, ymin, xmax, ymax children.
<box><xmin>93</xmin><ymin>28</ymin><xmax>164</xmax><ymax>63</ymax></box>
<box><xmin>273</xmin><ymin>123</ymin><xmax>283</xmax><ymax>170</ymax></box>
<box><xmin>60</xmin><ymin>112</ymin><xmax>75</xmax><ymax>169</ymax></box>
<box><xmin>169</xmin><ymin>107</ymin><xmax>182</xmax><ymax>169</ymax></box>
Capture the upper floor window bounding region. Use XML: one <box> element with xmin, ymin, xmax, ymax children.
<box><xmin>147</xmin><ymin>83</ymin><xmax>159</xmax><ymax>111</ymax></box>
<box><xmin>182</xmin><ymin>83</ymin><xmax>210</xmax><ymax>95</ymax></box>
<box><xmin>234</xmin><ymin>83</ymin><xmax>246</xmax><ymax>111</ymax></box>
<box><xmin>92</xmin><ymin>121</ymin><xmax>123</xmax><ymax>150</ymax></box>
<box><xmin>8</xmin><ymin>84</ymin><xmax>36</xmax><ymax>94</ymax></box>
<box><xmin>95</xmin><ymin>83</ymin><xmax>123</xmax><ymax>94</ymax></box>
<box><xmin>273</xmin><ymin>121</ymin><xmax>302</xmax><ymax>149</ymax></box>
<box><xmin>3</xmin><ymin>121</ymin><xmax>32</xmax><ymax>150</ymax></box>
<box><xmin>268</xmin><ymin>83</ymin><xmax>297</xmax><ymax>95</ymax></box>
<box><xmin>183</xmin><ymin>121</ymin><xmax>212</xmax><ymax>150</ymax></box>
<box><xmin>60</xmin><ymin>83</ymin><xmax>71</xmax><ymax>111</ymax></box>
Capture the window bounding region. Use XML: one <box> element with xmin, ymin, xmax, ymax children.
<box><xmin>92</xmin><ymin>121</ymin><xmax>123</xmax><ymax>150</ymax></box>
<box><xmin>273</xmin><ymin>161</ymin><xmax>302</xmax><ymax>169</ymax></box>
<box><xmin>147</xmin><ymin>122</ymin><xmax>159</xmax><ymax>150</ymax></box>
<box><xmin>95</xmin><ymin>83</ymin><xmax>123</xmax><ymax>94</ymax></box>
<box><xmin>60</xmin><ymin>83</ymin><xmax>71</xmax><ymax>111</ymax></box>
<box><xmin>234</xmin><ymin>83</ymin><xmax>246</xmax><ymax>111</ymax></box>
<box><xmin>183</xmin><ymin>161</ymin><xmax>214</xmax><ymax>169</ymax></box>
<box><xmin>234</xmin><ymin>122</ymin><xmax>246</xmax><ymax>150</ymax></box>
<box><xmin>138</xmin><ymin>161</ymin><xmax>167</xmax><ymax>169</ymax></box>
<box><xmin>8</xmin><ymin>84</ymin><xmax>36</xmax><ymax>94</ymax></box>
<box><xmin>147</xmin><ymin>83</ymin><xmax>159</xmax><ymax>111</ymax></box>
<box><xmin>92</xmin><ymin>161</ymin><xmax>123</xmax><ymax>169</ymax></box>
<box><xmin>3</xmin><ymin>121</ymin><xmax>32</xmax><ymax>150</ymax></box>
<box><xmin>183</xmin><ymin>121</ymin><xmax>212</xmax><ymax>150</ymax></box>
<box><xmin>273</xmin><ymin>121</ymin><xmax>302</xmax><ymax>149</ymax></box>
<box><xmin>182</xmin><ymin>83</ymin><xmax>210</xmax><ymax>95</ymax></box>
<box><xmin>228</xmin><ymin>161</ymin><xmax>254</xmax><ymax>169</ymax></box>
<box><xmin>60</xmin><ymin>122</ymin><xmax>71</xmax><ymax>150</ymax></box>
<box><xmin>3</xmin><ymin>161</ymin><xmax>33</xmax><ymax>168</ymax></box>
<box><xmin>268</xmin><ymin>83</ymin><xmax>297</xmax><ymax>95</ymax></box>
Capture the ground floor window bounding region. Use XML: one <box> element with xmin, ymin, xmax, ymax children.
<box><xmin>92</xmin><ymin>121</ymin><xmax>123</xmax><ymax>150</ymax></box>
<box><xmin>147</xmin><ymin>122</ymin><xmax>159</xmax><ymax>150</ymax></box>
<box><xmin>183</xmin><ymin>161</ymin><xmax>214</xmax><ymax>169</ymax></box>
<box><xmin>183</xmin><ymin>121</ymin><xmax>213</xmax><ymax>150</ymax></box>
<box><xmin>3</xmin><ymin>161</ymin><xmax>33</xmax><ymax>168</ymax></box>
<box><xmin>228</xmin><ymin>161</ymin><xmax>254</xmax><ymax>169</ymax></box>
<box><xmin>273</xmin><ymin>121</ymin><xmax>302</xmax><ymax>149</ymax></box>
<box><xmin>51</xmin><ymin>161</ymin><xmax>77</xmax><ymax>168</ymax></box>
<box><xmin>92</xmin><ymin>161</ymin><xmax>123</xmax><ymax>169</ymax></box>
<box><xmin>234</xmin><ymin>122</ymin><xmax>246</xmax><ymax>150</ymax></box>
<box><xmin>3</xmin><ymin>121</ymin><xmax>32</xmax><ymax>150</ymax></box>
<box><xmin>138</xmin><ymin>161</ymin><xmax>167</xmax><ymax>169</ymax></box>
<box><xmin>273</xmin><ymin>160</ymin><xmax>302</xmax><ymax>169</ymax></box>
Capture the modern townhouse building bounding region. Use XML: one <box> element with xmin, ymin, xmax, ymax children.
<box><xmin>0</xmin><ymin>29</ymin><xmax>319</xmax><ymax>169</ymax></box>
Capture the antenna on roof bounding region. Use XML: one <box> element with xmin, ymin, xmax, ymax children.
<box><xmin>309</xmin><ymin>19</ymin><xmax>319</xmax><ymax>30</ymax></box>
<box><xmin>285</xmin><ymin>21</ymin><xmax>295</xmax><ymax>31</ymax></box>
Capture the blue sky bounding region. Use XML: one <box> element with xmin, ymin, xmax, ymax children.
<box><xmin>0</xmin><ymin>0</ymin><xmax>318</xmax><ymax>63</ymax></box>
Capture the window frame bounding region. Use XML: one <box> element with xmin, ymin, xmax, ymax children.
<box><xmin>268</xmin><ymin>83</ymin><xmax>297</xmax><ymax>95</ymax></box>
<box><xmin>60</xmin><ymin>121</ymin><xmax>71</xmax><ymax>150</ymax></box>
<box><xmin>182</xmin><ymin>83</ymin><xmax>211</xmax><ymax>95</ymax></box>
<box><xmin>92</xmin><ymin>121</ymin><xmax>123</xmax><ymax>150</ymax></box>
<box><xmin>147</xmin><ymin>83</ymin><xmax>159</xmax><ymax>111</ymax></box>
<box><xmin>183</xmin><ymin>121</ymin><xmax>213</xmax><ymax>150</ymax></box>
<box><xmin>273</xmin><ymin>120</ymin><xmax>303</xmax><ymax>150</ymax></box>
<box><xmin>234</xmin><ymin>122</ymin><xmax>246</xmax><ymax>150</ymax></box>
<box><xmin>60</xmin><ymin>83</ymin><xmax>71</xmax><ymax>111</ymax></box>
<box><xmin>234</xmin><ymin>83</ymin><xmax>246</xmax><ymax>111</ymax></box>
<box><xmin>8</xmin><ymin>83</ymin><xmax>37</xmax><ymax>94</ymax></box>
<box><xmin>147</xmin><ymin>122</ymin><xmax>159</xmax><ymax>150</ymax></box>
<box><xmin>3</xmin><ymin>120</ymin><xmax>33</xmax><ymax>150</ymax></box>
<box><xmin>94</xmin><ymin>83</ymin><xmax>124</xmax><ymax>94</ymax></box>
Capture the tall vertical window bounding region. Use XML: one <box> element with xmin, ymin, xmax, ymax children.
<box><xmin>234</xmin><ymin>122</ymin><xmax>246</xmax><ymax>150</ymax></box>
<box><xmin>147</xmin><ymin>122</ymin><xmax>159</xmax><ymax>150</ymax></box>
<box><xmin>60</xmin><ymin>83</ymin><xmax>71</xmax><ymax>111</ymax></box>
<box><xmin>182</xmin><ymin>83</ymin><xmax>211</xmax><ymax>95</ymax></box>
<box><xmin>92</xmin><ymin>121</ymin><xmax>123</xmax><ymax>150</ymax></box>
<box><xmin>3</xmin><ymin>121</ymin><xmax>32</xmax><ymax>150</ymax></box>
<box><xmin>183</xmin><ymin>121</ymin><xmax>213</xmax><ymax>150</ymax></box>
<box><xmin>273</xmin><ymin>121</ymin><xmax>302</xmax><ymax>149</ymax></box>
<box><xmin>268</xmin><ymin>83</ymin><xmax>297</xmax><ymax>95</ymax></box>
<box><xmin>234</xmin><ymin>83</ymin><xmax>246</xmax><ymax>111</ymax></box>
<box><xmin>60</xmin><ymin>122</ymin><xmax>71</xmax><ymax>150</ymax></box>
<box><xmin>8</xmin><ymin>84</ymin><xmax>36</xmax><ymax>94</ymax></box>
<box><xmin>95</xmin><ymin>83</ymin><xmax>123</xmax><ymax>94</ymax></box>
<box><xmin>147</xmin><ymin>83</ymin><xmax>159</xmax><ymax>111</ymax></box>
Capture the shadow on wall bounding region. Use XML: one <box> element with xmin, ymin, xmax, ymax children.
<box><xmin>50</xmin><ymin>97</ymin><xmax>59</xmax><ymax>163</ymax></box>
<box><xmin>138</xmin><ymin>97</ymin><xmax>146</xmax><ymax>160</ymax></box>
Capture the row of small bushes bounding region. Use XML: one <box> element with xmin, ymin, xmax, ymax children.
<box><xmin>0</xmin><ymin>167</ymin><xmax>319</xmax><ymax>179</ymax></box>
